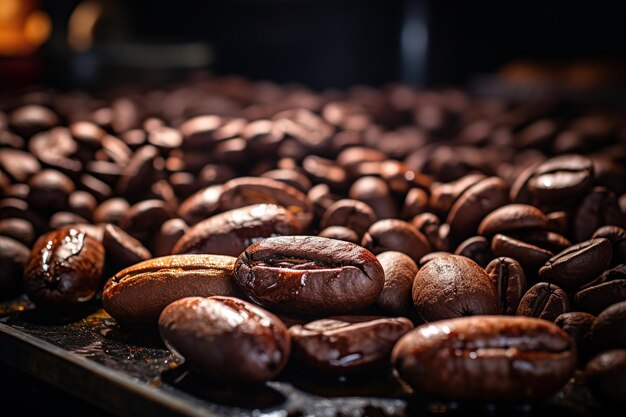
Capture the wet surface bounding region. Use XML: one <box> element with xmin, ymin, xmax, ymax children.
<box><xmin>0</xmin><ymin>295</ymin><xmax>616</xmax><ymax>417</ymax></box>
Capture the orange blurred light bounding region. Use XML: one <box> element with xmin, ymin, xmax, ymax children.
<box><xmin>0</xmin><ymin>0</ymin><xmax>51</xmax><ymax>56</ymax></box>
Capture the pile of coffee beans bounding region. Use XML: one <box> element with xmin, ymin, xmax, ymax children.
<box><xmin>1</xmin><ymin>76</ymin><xmax>625</xmax><ymax>404</ymax></box>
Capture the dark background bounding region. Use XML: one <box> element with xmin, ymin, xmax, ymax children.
<box><xmin>2</xmin><ymin>0</ymin><xmax>625</xmax><ymax>91</ymax></box>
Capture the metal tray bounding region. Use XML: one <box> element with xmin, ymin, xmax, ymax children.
<box><xmin>0</xmin><ymin>296</ymin><xmax>612</xmax><ymax>417</ymax></box>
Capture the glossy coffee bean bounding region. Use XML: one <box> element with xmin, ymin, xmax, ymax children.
<box><xmin>0</xmin><ymin>149</ymin><xmax>41</xmax><ymax>183</ymax></box>
<box><xmin>117</xmin><ymin>199</ymin><xmax>172</xmax><ymax>243</ymax></box>
<box><xmin>0</xmin><ymin>236</ymin><xmax>30</xmax><ymax>297</ymax></box>
<box><xmin>376</xmin><ymin>251</ymin><xmax>418</xmax><ymax>315</ymax></box>
<box><xmin>260</xmin><ymin>169</ymin><xmax>312</xmax><ymax>194</ymax></box>
<box><xmin>349</xmin><ymin>176</ymin><xmax>397</xmax><ymax>219</ymax></box>
<box><xmin>574</xmin><ymin>278</ymin><xmax>626</xmax><ymax>316</ymax></box>
<box><xmin>48</xmin><ymin>212</ymin><xmax>88</xmax><ymax>229</ymax></box>
<box><xmin>492</xmin><ymin>234</ymin><xmax>554</xmax><ymax>276</ymax></box>
<box><xmin>574</xmin><ymin>187</ymin><xmax>623</xmax><ymax>242</ymax></box>
<box><xmin>234</xmin><ymin>236</ymin><xmax>384</xmax><ymax>315</ymax></box>
<box><xmin>152</xmin><ymin>218</ymin><xmax>188</xmax><ymax>257</ymax></box>
<box><xmin>412</xmin><ymin>255</ymin><xmax>498</xmax><ymax>321</ymax></box>
<box><xmin>318</xmin><ymin>226</ymin><xmax>359</xmax><ymax>244</ymax></box>
<box><xmin>320</xmin><ymin>199</ymin><xmax>377</xmax><ymax>238</ymax></box>
<box><xmin>411</xmin><ymin>212</ymin><xmax>448</xmax><ymax>252</ymax></box>
<box><xmin>429</xmin><ymin>173</ymin><xmax>486</xmax><ymax>217</ymax></box>
<box><xmin>478</xmin><ymin>204</ymin><xmax>550</xmax><ymax>237</ymax></box>
<box><xmin>554</xmin><ymin>312</ymin><xmax>595</xmax><ymax>364</ymax></box>
<box><xmin>362</xmin><ymin>219</ymin><xmax>431</xmax><ymax>263</ymax></box>
<box><xmin>172</xmin><ymin>204</ymin><xmax>301</xmax><ymax>257</ymax></box>
<box><xmin>177</xmin><ymin>184</ymin><xmax>223</xmax><ymax>226</ymax></box>
<box><xmin>586</xmin><ymin>349</ymin><xmax>626</xmax><ymax>404</ymax></box>
<box><xmin>593</xmin><ymin>225</ymin><xmax>626</xmax><ymax>264</ymax></box>
<box><xmin>102</xmin><ymin>224</ymin><xmax>151</xmax><ymax>271</ymax></box>
<box><xmin>27</xmin><ymin>169</ymin><xmax>75</xmax><ymax>213</ymax></box>
<box><xmin>68</xmin><ymin>191</ymin><xmax>97</xmax><ymax>221</ymax></box>
<box><xmin>592</xmin><ymin>301</ymin><xmax>626</xmax><ymax>351</ymax></box>
<box><xmin>24</xmin><ymin>227</ymin><xmax>104</xmax><ymax>308</ymax></box>
<box><xmin>511</xmin><ymin>230</ymin><xmax>572</xmax><ymax>254</ymax></box>
<box><xmin>289</xmin><ymin>316</ymin><xmax>413</xmax><ymax>373</ymax></box>
<box><xmin>485</xmin><ymin>257</ymin><xmax>527</xmax><ymax>315</ymax></box>
<box><xmin>103</xmin><ymin>255</ymin><xmax>241</xmax><ymax>325</ymax></box>
<box><xmin>527</xmin><ymin>154</ymin><xmax>594</xmax><ymax>204</ymax></box>
<box><xmin>116</xmin><ymin>145</ymin><xmax>162</xmax><ymax>198</ymax></box>
<box><xmin>516</xmin><ymin>282</ymin><xmax>569</xmax><ymax>322</ymax></box>
<box><xmin>159</xmin><ymin>296</ymin><xmax>290</xmax><ymax>383</ymax></box>
<box><xmin>302</xmin><ymin>155</ymin><xmax>348</xmax><ymax>191</ymax></box>
<box><xmin>0</xmin><ymin>218</ymin><xmax>35</xmax><ymax>246</ymax></box>
<box><xmin>308</xmin><ymin>183</ymin><xmax>340</xmax><ymax>221</ymax></box>
<box><xmin>539</xmin><ymin>238</ymin><xmax>612</xmax><ymax>289</ymax></box>
<box><xmin>392</xmin><ymin>316</ymin><xmax>577</xmax><ymax>401</ymax></box>
<box><xmin>401</xmin><ymin>187</ymin><xmax>429</xmax><ymax>219</ymax></box>
<box><xmin>93</xmin><ymin>198</ymin><xmax>129</xmax><ymax>224</ymax></box>
<box><xmin>454</xmin><ymin>236</ymin><xmax>493</xmax><ymax>268</ymax></box>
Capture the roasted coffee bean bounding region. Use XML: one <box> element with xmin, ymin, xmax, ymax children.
<box><xmin>159</xmin><ymin>296</ymin><xmax>290</xmax><ymax>383</ymax></box>
<box><xmin>289</xmin><ymin>316</ymin><xmax>413</xmax><ymax>373</ymax></box>
<box><xmin>527</xmin><ymin>154</ymin><xmax>595</xmax><ymax>204</ymax></box>
<box><xmin>9</xmin><ymin>104</ymin><xmax>59</xmax><ymax>138</ymax></box>
<box><xmin>0</xmin><ymin>198</ymin><xmax>46</xmax><ymax>232</ymax></box>
<box><xmin>546</xmin><ymin>211</ymin><xmax>568</xmax><ymax>235</ymax></box>
<box><xmin>179</xmin><ymin>115</ymin><xmax>221</xmax><ymax>149</ymax></box>
<box><xmin>147</xmin><ymin>126</ymin><xmax>182</xmax><ymax>150</ymax></box>
<box><xmin>117</xmin><ymin>199</ymin><xmax>172</xmax><ymax>243</ymax></box>
<box><xmin>28</xmin><ymin>128</ymin><xmax>82</xmax><ymax>178</ymax></box>
<box><xmin>320</xmin><ymin>199</ymin><xmax>377</xmax><ymax>238</ymax></box>
<box><xmin>92</xmin><ymin>198</ymin><xmax>129</xmax><ymax>225</ymax></box>
<box><xmin>102</xmin><ymin>224</ymin><xmax>151</xmax><ymax>271</ymax></box>
<box><xmin>78</xmin><ymin>173</ymin><xmax>112</xmax><ymax>201</ymax></box>
<box><xmin>429</xmin><ymin>173</ymin><xmax>486</xmax><ymax>217</ymax></box>
<box><xmin>511</xmin><ymin>230</ymin><xmax>572</xmax><ymax>254</ymax></box>
<box><xmin>219</xmin><ymin>177</ymin><xmax>313</xmax><ymax>229</ymax></box>
<box><xmin>26</xmin><ymin>169</ymin><xmax>75</xmax><ymax>214</ymax></box>
<box><xmin>173</xmin><ymin>204</ymin><xmax>301</xmax><ymax>257</ymax></box>
<box><xmin>492</xmin><ymin>234</ymin><xmax>554</xmax><ymax>276</ymax></box>
<box><xmin>234</xmin><ymin>236</ymin><xmax>384</xmax><ymax>315</ymax></box>
<box><xmin>49</xmin><ymin>212</ymin><xmax>88</xmax><ymax>229</ymax></box>
<box><xmin>593</xmin><ymin>225</ymin><xmax>626</xmax><ymax>264</ymax></box>
<box><xmin>24</xmin><ymin>227</ymin><xmax>104</xmax><ymax>308</ymax></box>
<box><xmin>392</xmin><ymin>316</ymin><xmax>577</xmax><ymax>401</ymax></box>
<box><xmin>116</xmin><ymin>145</ymin><xmax>162</xmax><ymax>198</ymax></box>
<box><xmin>454</xmin><ymin>236</ymin><xmax>493</xmax><ymax>268</ymax></box>
<box><xmin>447</xmin><ymin>177</ymin><xmax>509</xmax><ymax>243</ymax></box>
<box><xmin>348</xmin><ymin>176</ymin><xmax>397</xmax><ymax>220</ymax></box>
<box><xmin>0</xmin><ymin>236</ymin><xmax>30</xmax><ymax>297</ymax></box>
<box><xmin>103</xmin><ymin>255</ymin><xmax>241</xmax><ymax>325</ymax></box>
<box><xmin>410</xmin><ymin>212</ymin><xmax>448</xmax><ymax>252</ymax></box>
<box><xmin>575</xmin><ymin>279</ymin><xmax>626</xmax><ymax>316</ymax></box>
<box><xmin>261</xmin><ymin>169</ymin><xmax>312</xmax><ymax>194</ymax></box>
<box><xmin>0</xmin><ymin>149</ymin><xmax>41</xmax><ymax>183</ymax></box>
<box><xmin>68</xmin><ymin>190</ymin><xmax>97</xmax><ymax>221</ymax></box>
<box><xmin>586</xmin><ymin>349</ymin><xmax>626</xmax><ymax>404</ymax></box>
<box><xmin>478</xmin><ymin>204</ymin><xmax>550</xmax><ymax>237</ymax></box>
<box><xmin>152</xmin><ymin>218</ymin><xmax>188</xmax><ymax>257</ymax></box>
<box><xmin>318</xmin><ymin>226</ymin><xmax>359</xmax><ymax>244</ymax></box>
<box><xmin>376</xmin><ymin>251</ymin><xmax>418</xmax><ymax>315</ymax></box>
<box><xmin>574</xmin><ymin>187</ymin><xmax>624</xmax><ymax>242</ymax></box>
<box><xmin>554</xmin><ymin>312</ymin><xmax>594</xmax><ymax>365</ymax></box>
<box><xmin>412</xmin><ymin>254</ymin><xmax>498</xmax><ymax>321</ymax></box>
<box><xmin>302</xmin><ymin>155</ymin><xmax>347</xmax><ymax>191</ymax></box>
<box><xmin>4</xmin><ymin>183</ymin><xmax>30</xmax><ymax>200</ymax></box>
<box><xmin>539</xmin><ymin>238</ymin><xmax>612</xmax><ymax>289</ymax></box>
<box><xmin>308</xmin><ymin>183</ymin><xmax>340</xmax><ymax>221</ymax></box>
<box><xmin>0</xmin><ymin>218</ymin><xmax>35</xmax><ymax>246</ymax></box>
<box><xmin>516</xmin><ymin>282</ymin><xmax>569</xmax><ymax>322</ymax></box>
<box><xmin>592</xmin><ymin>301</ymin><xmax>626</xmax><ymax>351</ymax></box>
<box><xmin>380</xmin><ymin>160</ymin><xmax>431</xmax><ymax>196</ymax></box>
<box><xmin>177</xmin><ymin>184</ymin><xmax>223</xmax><ymax>226</ymax></box>
<box><xmin>485</xmin><ymin>257</ymin><xmax>527</xmax><ymax>315</ymax></box>
<box><xmin>418</xmin><ymin>251</ymin><xmax>450</xmax><ymax>267</ymax></box>
<box><xmin>336</xmin><ymin>146</ymin><xmax>386</xmax><ymax>179</ymax></box>
<box><xmin>401</xmin><ymin>188</ymin><xmax>429</xmax><ymax>219</ymax></box>
<box><xmin>581</xmin><ymin>263</ymin><xmax>626</xmax><ymax>290</ymax></box>
<box><xmin>362</xmin><ymin>219</ymin><xmax>431</xmax><ymax>263</ymax></box>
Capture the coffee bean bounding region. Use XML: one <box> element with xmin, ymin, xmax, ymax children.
<box><xmin>24</xmin><ymin>227</ymin><xmax>104</xmax><ymax>308</ymax></box>
<box><xmin>307</xmin><ymin>183</ymin><xmax>341</xmax><ymax>222</ymax></box>
<box><xmin>289</xmin><ymin>316</ymin><xmax>413</xmax><ymax>373</ymax></box>
<box><xmin>539</xmin><ymin>238</ymin><xmax>612</xmax><ymax>289</ymax></box>
<box><xmin>234</xmin><ymin>236</ymin><xmax>384</xmax><ymax>315</ymax></box>
<box><xmin>546</xmin><ymin>211</ymin><xmax>568</xmax><ymax>235</ymax></box>
<box><xmin>0</xmin><ymin>218</ymin><xmax>35</xmax><ymax>246</ymax></box>
<box><xmin>478</xmin><ymin>204</ymin><xmax>550</xmax><ymax>237</ymax></box>
<box><xmin>492</xmin><ymin>233</ymin><xmax>554</xmax><ymax>276</ymax></box>
<box><xmin>68</xmin><ymin>191</ymin><xmax>97</xmax><ymax>221</ymax></box>
<box><xmin>0</xmin><ymin>149</ymin><xmax>41</xmax><ymax>183</ymax></box>
<box><xmin>159</xmin><ymin>296</ymin><xmax>290</xmax><ymax>383</ymax></box>
<box><xmin>554</xmin><ymin>312</ymin><xmax>595</xmax><ymax>365</ymax></box>
<box><xmin>429</xmin><ymin>173</ymin><xmax>486</xmax><ymax>217</ymax></box>
<box><xmin>392</xmin><ymin>316</ymin><xmax>577</xmax><ymax>401</ymax></box>
<box><xmin>380</xmin><ymin>160</ymin><xmax>431</xmax><ymax>196</ymax></box>
<box><xmin>454</xmin><ymin>236</ymin><xmax>493</xmax><ymax>268</ymax></box>
<box><xmin>116</xmin><ymin>145</ymin><xmax>162</xmax><ymax>198</ymax></box>
<box><xmin>574</xmin><ymin>187</ymin><xmax>624</xmax><ymax>242</ymax></box>
<box><xmin>376</xmin><ymin>251</ymin><xmax>418</xmax><ymax>315</ymax></box>
<box><xmin>349</xmin><ymin>176</ymin><xmax>397</xmax><ymax>219</ymax></box>
<box><xmin>336</xmin><ymin>147</ymin><xmax>386</xmax><ymax>179</ymax></box>
<box><xmin>527</xmin><ymin>154</ymin><xmax>594</xmax><ymax>204</ymax></box>
<box><xmin>103</xmin><ymin>255</ymin><xmax>241</xmax><ymax>325</ymax></box>
<box><xmin>412</xmin><ymin>254</ymin><xmax>498</xmax><ymax>321</ymax></box>
<box><xmin>49</xmin><ymin>212</ymin><xmax>88</xmax><ymax>229</ymax></box>
<box><xmin>320</xmin><ymin>199</ymin><xmax>378</xmax><ymax>238</ymax></box>
<box><xmin>117</xmin><ymin>199</ymin><xmax>172</xmax><ymax>243</ymax></box>
<box><xmin>302</xmin><ymin>155</ymin><xmax>347</xmax><ymax>191</ymax></box>
<box><xmin>102</xmin><ymin>224</ymin><xmax>151</xmax><ymax>271</ymax></box>
<box><xmin>9</xmin><ymin>104</ymin><xmax>59</xmax><ymax>138</ymax></box>
<box><xmin>318</xmin><ymin>226</ymin><xmax>359</xmax><ymax>244</ymax></box>
<box><xmin>511</xmin><ymin>230</ymin><xmax>572</xmax><ymax>254</ymax></box>
<box><xmin>0</xmin><ymin>236</ymin><xmax>30</xmax><ymax>298</ymax></box>
<box><xmin>93</xmin><ymin>198</ymin><xmax>129</xmax><ymax>224</ymax></box>
<box><xmin>172</xmin><ymin>204</ymin><xmax>301</xmax><ymax>257</ymax></box>
<box><xmin>575</xmin><ymin>278</ymin><xmax>626</xmax><ymax>316</ymax></box>
<box><xmin>401</xmin><ymin>187</ymin><xmax>429</xmax><ymax>219</ymax></box>
<box><xmin>485</xmin><ymin>257</ymin><xmax>527</xmax><ymax>315</ymax></box>
<box><xmin>593</xmin><ymin>225</ymin><xmax>626</xmax><ymax>264</ymax></box>
<box><xmin>586</xmin><ymin>349</ymin><xmax>626</xmax><ymax>404</ymax></box>
<box><xmin>516</xmin><ymin>282</ymin><xmax>569</xmax><ymax>322</ymax></box>
<box><xmin>418</xmin><ymin>251</ymin><xmax>451</xmax><ymax>266</ymax></box>
<box><xmin>177</xmin><ymin>184</ymin><xmax>223</xmax><ymax>226</ymax></box>
<box><xmin>152</xmin><ymin>218</ymin><xmax>188</xmax><ymax>257</ymax></box>
<box><xmin>260</xmin><ymin>169</ymin><xmax>312</xmax><ymax>194</ymax></box>
<box><xmin>362</xmin><ymin>219</ymin><xmax>431</xmax><ymax>263</ymax></box>
<box><xmin>592</xmin><ymin>301</ymin><xmax>626</xmax><ymax>351</ymax></box>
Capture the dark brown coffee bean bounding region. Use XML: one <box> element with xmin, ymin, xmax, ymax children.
<box><xmin>302</xmin><ymin>155</ymin><xmax>347</xmax><ymax>191</ymax></box>
<box><xmin>220</xmin><ymin>177</ymin><xmax>313</xmax><ymax>229</ymax></box>
<box><xmin>103</xmin><ymin>224</ymin><xmax>151</xmax><ymax>271</ymax></box>
<box><xmin>116</xmin><ymin>145</ymin><xmax>162</xmax><ymax>198</ymax></box>
<box><xmin>118</xmin><ymin>199</ymin><xmax>172</xmax><ymax>243</ymax></box>
<box><xmin>418</xmin><ymin>251</ymin><xmax>451</xmax><ymax>266</ymax></box>
<box><xmin>586</xmin><ymin>349</ymin><xmax>626</xmax><ymax>404</ymax></box>
<box><xmin>24</xmin><ymin>227</ymin><xmax>104</xmax><ymax>308</ymax></box>
<box><xmin>349</xmin><ymin>176</ymin><xmax>397</xmax><ymax>219</ymax></box>
<box><xmin>575</xmin><ymin>278</ymin><xmax>626</xmax><ymax>316</ymax></box>
<box><xmin>410</xmin><ymin>212</ymin><xmax>446</xmax><ymax>252</ymax></box>
<box><xmin>485</xmin><ymin>257</ymin><xmax>527</xmax><ymax>315</ymax></box>
<box><xmin>392</xmin><ymin>316</ymin><xmax>577</xmax><ymax>401</ymax></box>
<box><xmin>103</xmin><ymin>255</ymin><xmax>241</xmax><ymax>325</ymax></box>
<box><xmin>574</xmin><ymin>187</ymin><xmax>624</xmax><ymax>242</ymax></box>
<box><xmin>510</xmin><ymin>161</ymin><xmax>544</xmax><ymax>204</ymax></box>
<box><xmin>546</xmin><ymin>211</ymin><xmax>568</xmax><ymax>235</ymax></box>
<box><xmin>447</xmin><ymin>177</ymin><xmax>510</xmax><ymax>243</ymax></box>
<box><xmin>289</xmin><ymin>316</ymin><xmax>413</xmax><ymax>373</ymax></box>
<box><xmin>516</xmin><ymin>282</ymin><xmax>569</xmax><ymax>322</ymax></box>
<box><xmin>376</xmin><ymin>251</ymin><xmax>418</xmax><ymax>315</ymax></box>
<box><xmin>93</xmin><ymin>198</ymin><xmax>129</xmax><ymax>224</ymax></box>
<box><xmin>554</xmin><ymin>312</ymin><xmax>595</xmax><ymax>364</ymax></box>
<box><xmin>234</xmin><ymin>236</ymin><xmax>384</xmax><ymax>315</ymax></box>
<box><xmin>78</xmin><ymin>174</ymin><xmax>112</xmax><ymax>202</ymax></box>
<box><xmin>492</xmin><ymin>234</ymin><xmax>554</xmax><ymax>276</ymax></box>
<box><xmin>260</xmin><ymin>169</ymin><xmax>312</xmax><ymax>194</ymax></box>
<box><xmin>581</xmin><ymin>263</ymin><xmax>626</xmax><ymax>290</ymax></box>
<box><xmin>26</xmin><ymin>169</ymin><xmax>75</xmax><ymax>213</ymax></box>
<box><xmin>86</xmin><ymin>160</ymin><xmax>123</xmax><ymax>186</ymax></box>
<box><xmin>510</xmin><ymin>230</ymin><xmax>572</xmax><ymax>254</ymax></box>
<box><xmin>9</xmin><ymin>105</ymin><xmax>59</xmax><ymax>138</ymax></box>
<box><xmin>592</xmin><ymin>301</ymin><xmax>626</xmax><ymax>351</ymax></box>
<box><xmin>412</xmin><ymin>255</ymin><xmax>498</xmax><ymax>321</ymax></box>
<box><xmin>527</xmin><ymin>154</ymin><xmax>595</xmax><ymax>204</ymax></box>
<box><xmin>539</xmin><ymin>238</ymin><xmax>612</xmax><ymax>289</ymax></box>
<box><xmin>0</xmin><ymin>236</ymin><xmax>30</xmax><ymax>297</ymax></box>
<box><xmin>0</xmin><ymin>198</ymin><xmax>47</xmax><ymax>233</ymax></box>
<box><xmin>147</xmin><ymin>126</ymin><xmax>182</xmax><ymax>150</ymax></box>
<box><xmin>362</xmin><ymin>219</ymin><xmax>431</xmax><ymax>263</ymax></box>
<box><xmin>173</xmin><ymin>204</ymin><xmax>301</xmax><ymax>257</ymax></box>
<box><xmin>401</xmin><ymin>188</ymin><xmax>429</xmax><ymax>219</ymax></box>
<box><xmin>307</xmin><ymin>183</ymin><xmax>340</xmax><ymax>221</ymax></box>
<box><xmin>0</xmin><ymin>218</ymin><xmax>35</xmax><ymax>246</ymax></box>
<box><xmin>336</xmin><ymin>146</ymin><xmax>386</xmax><ymax>179</ymax></box>
<box><xmin>68</xmin><ymin>191</ymin><xmax>97</xmax><ymax>221</ymax></box>
<box><xmin>593</xmin><ymin>225</ymin><xmax>626</xmax><ymax>264</ymax></box>
<box><xmin>152</xmin><ymin>218</ymin><xmax>188</xmax><ymax>257</ymax></box>
<box><xmin>320</xmin><ymin>199</ymin><xmax>377</xmax><ymax>238</ymax></box>
<box><xmin>454</xmin><ymin>236</ymin><xmax>493</xmax><ymax>268</ymax></box>
<box><xmin>478</xmin><ymin>204</ymin><xmax>550</xmax><ymax>237</ymax></box>
<box><xmin>159</xmin><ymin>296</ymin><xmax>290</xmax><ymax>383</ymax></box>
<box><xmin>318</xmin><ymin>226</ymin><xmax>359</xmax><ymax>244</ymax></box>
<box><xmin>69</xmin><ymin>223</ymin><xmax>105</xmax><ymax>242</ymax></box>
<box><xmin>180</xmin><ymin>115</ymin><xmax>222</xmax><ymax>149</ymax></box>
<box><xmin>49</xmin><ymin>212</ymin><xmax>88</xmax><ymax>229</ymax></box>
<box><xmin>177</xmin><ymin>184</ymin><xmax>223</xmax><ymax>226</ymax></box>
<box><xmin>29</xmin><ymin>128</ymin><xmax>82</xmax><ymax>178</ymax></box>
<box><xmin>429</xmin><ymin>173</ymin><xmax>486</xmax><ymax>217</ymax></box>
<box><xmin>0</xmin><ymin>149</ymin><xmax>41</xmax><ymax>183</ymax></box>
<box><xmin>380</xmin><ymin>160</ymin><xmax>432</xmax><ymax>195</ymax></box>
